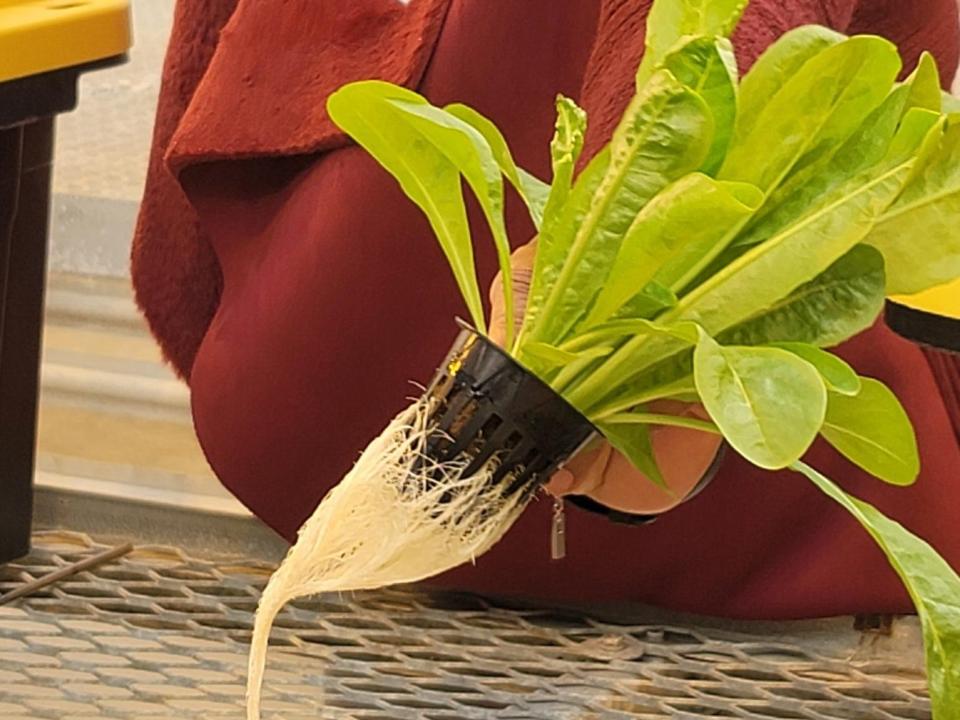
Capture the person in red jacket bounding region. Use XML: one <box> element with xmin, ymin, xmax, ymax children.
<box><xmin>133</xmin><ymin>0</ymin><xmax>960</xmax><ymax>619</ymax></box>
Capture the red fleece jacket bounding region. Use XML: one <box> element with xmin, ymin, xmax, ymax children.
<box><xmin>132</xmin><ymin>0</ymin><xmax>960</xmax><ymax>617</ymax></box>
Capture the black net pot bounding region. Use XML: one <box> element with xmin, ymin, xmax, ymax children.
<box><xmin>418</xmin><ymin>321</ymin><xmax>723</xmax><ymax>523</ymax></box>
<box><xmin>418</xmin><ymin>322</ymin><xmax>599</xmax><ymax>501</ymax></box>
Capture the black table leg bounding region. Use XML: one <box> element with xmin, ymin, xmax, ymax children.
<box><xmin>0</xmin><ymin>118</ymin><xmax>53</xmax><ymax>564</ymax></box>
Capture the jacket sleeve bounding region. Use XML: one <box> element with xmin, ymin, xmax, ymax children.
<box><xmin>576</xmin><ymin>0</ymin><xmax>861</xmax><ymax>161</ymax></box>
<box><xmin>848</xmin><ymin>0</ymin><xmax>959</xmax><ymax>87</ymax></box>
<box><xmin>131</xmin><ymin>0</ymin><xmax>239</xmax><ymax>380</ymax></box>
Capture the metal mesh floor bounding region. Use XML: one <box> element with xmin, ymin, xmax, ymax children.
<box><xmin>0</xmin><ymin>531</ymin><xmax>931</xmax><ymax>719</ymax></box>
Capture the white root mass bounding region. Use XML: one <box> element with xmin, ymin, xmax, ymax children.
<box><xmin>246</xmin><ymin>399</ymin><xmax>532</xmax><ymax>720</ymax></box>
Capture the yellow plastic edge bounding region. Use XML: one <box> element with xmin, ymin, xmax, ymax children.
<box><xmin>891</xmin><ymin>277</ymin><xmax>960</xmax><ymax>320</ymax></box>
<box><xmin>0</xmin><ymin>0</ymin><xmax>132</xmax><ymax>83</ymax></box>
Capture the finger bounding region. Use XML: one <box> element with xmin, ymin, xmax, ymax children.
<box><xmin>510</xmin><ymin>266</ymin><xmax>533</xmax><ymax>333</ymax></box>
<box><xmin>647</xmin><ymin>398</ymin><xmax>709</xmax><ymax>420</ymax></box>
<box><xmin>488</xmin><ymin>272</ymin><xmax>507</xmax><ymax>346</ymax></box>
<box><xmin>544</xmin><ymin>467</ymin><xmax>576</xmax><ymax>496</ymax></box>
<box><xmin>587</xmin><ymin>424</ymin><xmax>722</xmax><ymax>514</ymax></box>
<box><xmin>488</xmin><ymin>240</ymin><xmax>537</xmax><ymax>347</ymax></box>
<box><xmin>545</xmin><ymin>442</ymin><xmax>612</xmax><ymax>497</ymax></box>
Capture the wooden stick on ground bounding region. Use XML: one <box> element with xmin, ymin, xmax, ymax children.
<box><xmin>0</xmin><ymin>543</ymin><xmax>134</xmax><ymax>605</ymax></box>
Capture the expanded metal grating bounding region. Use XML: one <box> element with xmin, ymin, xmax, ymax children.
<box><xmin>0</xmin><ymin>531</ymin><xmax>931</xmax><ymax>719</ymax></box>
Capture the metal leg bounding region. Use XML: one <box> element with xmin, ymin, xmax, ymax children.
<box><xmin>0</xmin><ymin>117</ymin><xmax>53</xmax><ymax>564</ymax></box>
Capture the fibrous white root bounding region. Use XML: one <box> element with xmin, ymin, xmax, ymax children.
<box><xmin>246</xmin><ymin>399</ymin><xmax>532</xmax><ymax>720</ymax></box>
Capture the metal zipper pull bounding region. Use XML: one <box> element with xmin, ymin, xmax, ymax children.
<box><xmin>550</xmin><ymin>496</ymin><xmax>566</xmax><ymax>561</ymax></box>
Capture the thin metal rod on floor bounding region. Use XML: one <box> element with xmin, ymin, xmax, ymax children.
<box><xmin>0</xmin><ymin>542</ymin><xmax>134</xmax><ymax>605</ymax></box>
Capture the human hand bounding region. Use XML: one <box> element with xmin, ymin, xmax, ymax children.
<box><xmin>489</xmin><ymin>239</ymin><xmax>722</xmax><ymax>515</ymax></box>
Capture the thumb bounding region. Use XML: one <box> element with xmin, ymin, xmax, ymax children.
<box><xmin>488</xmin><ymin>240</ymin><xmax>537</xmax><ymax>346</ymax></box>
<box><xmin>488</xmin><ymin>272</ymin><xmax>508</xmax><ymax>346</ymax></box>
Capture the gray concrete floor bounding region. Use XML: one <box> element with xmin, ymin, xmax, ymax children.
<box><xmin>50</xmin><ymin>0</ymin><xmax>173</xmax><ymax>278</ymax></box>
<box><xmin>36</xmin><ymin>0</ymin><xmax>245</xmax><ymax>517</ymax></box>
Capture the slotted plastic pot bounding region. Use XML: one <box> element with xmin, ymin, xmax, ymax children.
<box><xmin>419</xmin><ymin>322</ymin><xmax>598</xmax><ymax>499</ymax></box>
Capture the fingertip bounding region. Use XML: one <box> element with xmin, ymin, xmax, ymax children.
<box><xmin>545</xmin><ymin>468</ymin><xmax>576</xmax><ymax>496</ymax></box>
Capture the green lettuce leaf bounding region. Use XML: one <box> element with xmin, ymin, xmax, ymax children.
<box><xmin>769</xmin><ymin>343</ymin><xmax>860</xmax><ymax>395</ymax></box>
<box><xmin>541</xmin><ymin>96</ymin><xmax>588</xmax><ymax>229</ymax></box>
<box><xmin>733</xmin><ymin>54</ymin><xmax>942</xmax><ymax>253</ymax></box>
<box><xmin>721</xmin><ymin>244</ymin><xmax>886</xmax><ymax>349</ymax></box>
<box><xmin>903</xmin><ymin>51</ymin><xmax>943</xmax><ymax>114</ymax></box>
<box><xmin>596</xmin><ymin>420</ymin><xmax>668</xmax><ymax>489</ymax></box>
<box><xmin>569</xmin><ymin>160</ymin><xmax>912</xmax><ymax>412</ymax></box>
<box><xmin>664</xmin><ymin>161</ymin><xmax>909</xmax><ymax>337</ymax></box>
<box><xmin>522</xmin><ymin>341</ymin><xmax>613</xmax><ymax>368</ymax></box>
<box><xmin>582</xmin><ymin>173</ymin><xmax>761</xmax><ymax>327</ymax></box>
<box><xmin>327</xmin><ymin>81</ymin><xmax>486</xmax><ymax>331</ymax></box>
<box><xmin>384</xmin><ymin>96</ymin><xmax>516</xmax><ymax>344</ymax></box>
<box><xmin>635</xmin><ymin>0</ymin><xmax>747</xmax><ymax>89</ymax></box>
<box><xmin>866</xmin><ymin>121</ymin><xmax>960</xmax><ymax>293</ymax></box>
<box><xmin>589</xmin><ymin>244</ymin><xmax>885</xmax><ymax>420</ymax></box>
<box><xmin>793</xmin><ymin>462</ymin><xmax>960</xmax><ymax>719</ymax></box>
<box><xmin>610</xmin><ymin>281</ymin><xmax>679</xmax><ymax>321</ymax></box>
<box><xmin>733</xmin><ymin>84</ymin><xmax>910</xmax><ymax>250</ymax></box>
<box><xmin>720</xmin><ymin>36</ymin><xmax>901</xmax><ymax>193</ymax></box>
<box><xmin>529</xmin><ymin>68</ymin><xmax>712</xmax><ymax>346</ymax></box>
<box><xmin>735</xmin><ymin>25</ymin><xmax>845</xmax><ymax>141</ymax></box>
<box><xmin>520</xmin><ymin>148</ymin><xmax>611</xmax><ymax>352</ymax></box>
<box><xmin>820</xmin><ymin>378</ymin><xmax>920</xmax><ymax>486</ymax></box>
<box><xmin>663</xmin><ymin>36</ymin><xmax>738</xmax><ymax>173</ymax></box>
<box><xmin>444</xmin><ymin>102</ymin><xmax>550</xmax><ymax>229</ymax></box>
<box><xmin>694</xmin><ymin>332</ymin><xmax>826</xmax><ymax>469</ymax></box>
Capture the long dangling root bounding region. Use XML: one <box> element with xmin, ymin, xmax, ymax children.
<box><xmin>246</xmin><ymin>399</ymin><xmax>532</xmax><ymax>720</ymax></box>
